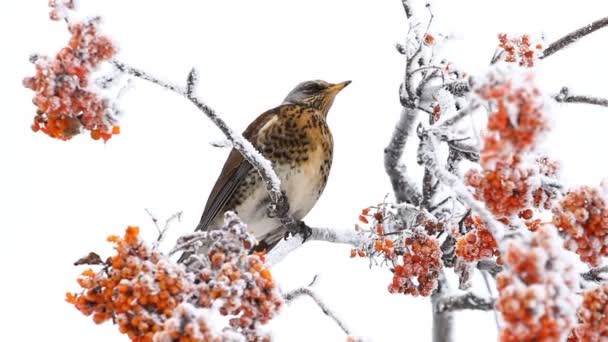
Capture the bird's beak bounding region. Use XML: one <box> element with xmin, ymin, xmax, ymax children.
<box><xmin>327</xmin><ymin>80</ymin><xmax>352</xmax><ymax>93</ymax></box>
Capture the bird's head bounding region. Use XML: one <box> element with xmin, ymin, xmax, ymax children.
<box><xmin>282</xmin><ymin>80</ymin><xmax>351</xmax><ymax>116</ymax></box>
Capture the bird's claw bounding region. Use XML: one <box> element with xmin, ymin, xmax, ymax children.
<box><xmin>282</xmin><ymin>220</ymin><xmax>312</xmax><ymax>243</ymax></box>
<box><xmin>298</xmin><ymin>221</ymin><xmax>312</xmax><ymax>242</ymax></box>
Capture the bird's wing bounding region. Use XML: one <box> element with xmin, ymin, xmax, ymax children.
<box><xmin>194</xmin><ymin>105</ymin><xmax>290</xmax><ymax>232</ymax></box>
<box><xmin>194</xmin><ymin>149</ymin><xmax>251</xmax><ymax>232</ymax></box>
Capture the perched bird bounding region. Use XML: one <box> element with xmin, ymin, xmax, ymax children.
<box><xmin>180</xmin><ymin>80</ymin><xmax>350</xmax><ymax>263</ymax></box>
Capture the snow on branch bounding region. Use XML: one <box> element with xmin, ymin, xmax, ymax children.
<box><xmin>110</xmin><ymin>61</ymin><xmax>300</xmax><ymax>234</ymax></box>
<box><xmin>384</xmin><ymin>108</ymin><xmax>422</xmax><ymax>205</ymax></box>
<box><xmin>434</xmin><ymin>292</ymin><xmax>496</xmax><ymax>313</ymax></box>
<box><xmin>284</xmin><ymin>277</ymin><xmax>352</xmax><ymax>336</ymax></box>
<box><xmin>553</xmin><ymin>86</ymin><xmax>608</xmax><ymax>108</ymax></box>
<box><xmin>540</xmin><ymin>16</ymin><xmax>608</xmax><ymax>59</ymax></box>
<box><xmin>265</xmin><ymin>225</ymin><xmax>369</xmax><ymax>267</ymax></box>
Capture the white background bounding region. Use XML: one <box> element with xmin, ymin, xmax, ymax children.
<box><xmin>3</xmin><ymin>0</ymin><xmax>608</xmax><ymax>340</ymax></box>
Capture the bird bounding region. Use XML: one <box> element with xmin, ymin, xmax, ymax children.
<box><xmin>179</xmin><ymin>79</ymin><xmax>350</xmax><ymax>264</ymax></box>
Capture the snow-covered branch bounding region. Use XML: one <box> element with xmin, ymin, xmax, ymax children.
<box><xmin>265</xmin><ymin>226</ymin><xmax>369</xmax><ymax>267</ymax></box>
<box><xmin>434</xmin><ymin>292</ymin><xmax>496</xmax><ymax>313</ymax></box>
<box><xmin>540</xmin><ymin>16</ymin><xmax>608</xmax><ymax>59</ymax></box>
<box><xmin>553</xmin><ymin>86</ymin><xmax>608</xmax><ymax>108</ymax></box>
<box><xmin>284</xmin><ymin>279</ymin><xmax>352</xmax><ymax>336</ymax></box>
<box><xmin>111</xmin><ymin>60</ymin><xmax>300</xmax><ymax>234</ymax></box>
<box><xmin>431</xmin><ymin>271</ymin><xmax>454</xmax><ymax>342</ymax></box>
<box><xmin>384</xmin><ymin>108</ymin><xmax>422</xmax><ymax>205</ymax></box>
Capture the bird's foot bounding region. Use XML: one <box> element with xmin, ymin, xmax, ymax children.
<box><xmin>298</xmin><ymin>221</ymin><xmax>313</xmax><ymax>242</ymax></box>
<box><xmin>283</xmin><ymin>220</ymin><xmax>312</xmax><ymax>242</ymax></box>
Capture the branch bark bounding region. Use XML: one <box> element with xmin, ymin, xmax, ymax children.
<box><xmin>431</xmin><ymin>271</ymin><xmax>454</xmax><ymax>342</ymax></box>
<box><xmin>434</xmin><ymin>292</ymin><xmax>496</xmax><ymax>313</ymax></box>
<box><xmin>384</xmin><ymin>108</ymin><xmax>422</xmax><ymax>205</ymax></box>
<box><xmin>553</xmin><ymin>86</ymin><xmax>608</xmax><ymax>108</ymax></box>
<box><xmin>540</xmin><ymin>16</ymin><xmax>608</xmax><ymax>59</ymax></box>
<box><xmin>265</xmin><ymin>226</ymin><xmax>368</xmax><ymax>267</ymax></box>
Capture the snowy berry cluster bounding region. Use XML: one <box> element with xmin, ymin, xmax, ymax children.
<box><xmin>455</xmin><ymin>214</ymin><xmax>500</xmax><ymax>263</ymax></box>
<box><xmin>467</xmin><ymin>76</ymin><xmax>550</xmax><ymax>224</ymax></box>
<box><xmin>553</xmin><ymin>185</ymin><xmax>608</xmax><ymax>267</ymax></box>
<box><xmin>66</xmin><ymin>226</ymin><xmax>192</xmax><ymax>341</ymax></box>
<box><xmin>477</xmin><ymin>78</ymin><xmax>547</xmax><ymax>167</ymax></box>
<box><xmin>498</xmin><ymin>33</ymin><xmax>543</xmax><ymax>68</ymax></box>
<box><xmin>23</xmin><ymin>4</ymin><xmax>118</xmax><ymax>141</ymax></box>
<box><xmin>352</xmin><ymin>205</ymin><xmax>396</xmax><ymax>260</ymax></box>
<box><xmin>67</xmin><ymin>213</ymin><xmax>281</xmax><ymax>342</ymax></box>
<box><xmin>569</xmin><ymin>283</ymin><xmax>608</xmax><ymax>341</ymax></box>
<box><xmin>193</xmin><ymin>212</ymin><xmax>282</xmax><ymax>340</ymax></box>
<box><xmin>389</xmin><ymin>229</ymin><xmax>443</xmax><ymax>297</ymax></box>
<box><xmin>496</xmin><ymin>226</ymin><xmax>579</xmax><ymax>342</ymax></box>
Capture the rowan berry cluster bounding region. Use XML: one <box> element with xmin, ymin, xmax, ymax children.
<box><xmin>153</xmin><ymin>303</ymin><xmax>221</xmax><ymax>342</ymax></box>
<box><xmin>498</xmin><ymin>33</ymin><xmax>543</xmax><ymax>68</ymax></box>
<box><xmin>569</xmin><ymin>283</ymin><xmax>608</xmax><ymax>341</ymax></box>
<box><xmin>23</xmin><ymin>3</ymin><xmax>118</xmax><ymax>141</ymax></box>
<box><xmin>389</xmin><ymin>229</ymin><xmax>443</xmax><ymax>297</ymax></box>
<box><xmin>552</xmin><ymin>185</ymin><xmax>608</xmax><ymax>267</ymax></box>
<box><xmin>455</xmin><ymin>215</ymin><xmax>499</xmax><ymax>262</ymax></box>
<box><xmin>496</xmin><ymin>226</ymin><xmax>579</xmax><ymax>342</ymax></box>
<box><xmin>67</xmin><ymin>212</ymin><xmax>281</xmax><ymax>341</ymax></box>
<box><xmin>66</xmin><ymin>226</ymin><xmax>192</xmax><ymax>341</ymax></box>
<box><xmin>465</xmin><ymin>157</ymin><xmax>535</xmax><ymax>218</ymax></box>
<box><xmin>477</xmin><ymin>78</ymin><xmax>547</xmax><ymax>166</ymax></box>
<box><xmin>193</xmin><ymin>212</ymin><xmax>282</xmax><ymax>339</ymax></box>
<box><xmin>467</xmin><ymin>76</ymin><xmax>549</xmax><ymax>223</ymax></box>
<box><xmin>352</xmin><ymin>205</ymin><xmax>396</xmax><ymax>260</ymax></box>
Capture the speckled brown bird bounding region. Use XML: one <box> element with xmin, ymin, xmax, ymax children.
<box><xmin>179</xmin><ymin>80</ymin><xmax>349</xmax><ymax>263</ymax></box>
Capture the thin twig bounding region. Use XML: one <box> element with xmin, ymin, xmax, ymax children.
<box><xmin>553</xmin><ymin>86</ymin><xmax>608</xmax><ymax>108</ymax></box>
<box><xmin>156</xmin><ymin>211</ymin><xmax>183</xmax><ymax>245</ymax></box>
<box><xmin>540</xmin><ymin>16</ymin><xmax>608</xmax><ymax>59</ymax></box>
<box><xmin>284</xmin><ymin>287</ymin><xmax>351</xmax><ymax>336</ymax></box>
<box><xmin>581</xmin><ymin>266</ymin><xmax>608</xmax><ymax>283</ymax></box>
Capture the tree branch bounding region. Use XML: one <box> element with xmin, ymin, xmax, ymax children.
<box><xmin>284</xmin><ymin>285</ymin><xmax>351</xmax><ymax>336</ymax></box>
<box><xmin>540</xmin><ymin>16</ymin><xmax>608</xmax><ymax>59</ymax></box>
<box><xmin>553</xmin><ymin>86</ymin><xmax>608</xmax><ymax>108</ymax></box>
<box><xmin>477</xmin><ymin>259</ymin><xmax>608</xmax><ymax>284</ymax></box>
<box><xmin>265</xmin><ymin>226</ymin><xmax>368</xmax><ymax>267</ymax></box>
<box><xmin>434</xmin><ymin>292</ymin><xmax>496</xmax><ymax>313</ymax></box>
<box><xmin>431</xmin><ymin>271</ymin><xmax>454</xmax><ymax>342</ymax></box>
<box><xmin>401</xmin><ymin>0</ymin><xmax>413</xmax><ymax>19</ymax></box>
<box><xmin>110</xmin><ymin>60</ymin><xmax>300</xmax><ymax>235</ymax></box>
<box><xmin>384</xmin><ymin>108</ymin><xmax>422</xmax><ymax>205</ymax></box>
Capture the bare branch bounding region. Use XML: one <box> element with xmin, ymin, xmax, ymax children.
<box><xmin>581</xmin><ymin>266</ymin><xmax>608</xmax><ymax>283</ymax></box>
<box><xmin>156</xmin><ymin>211</ymin><xmax>183</xmax><ymax>245</ymax></box>
<box><xmin>434</xmin><ymin>292</ymin><xmax>496</xmax><ymax>313</ymax></box>
<box><xmin>476</xmin><ymin>259</ymin><xmax>503</xmax><ymax>277</ymax></box>
<box><xmin>111</xmin><ymin>60</ymin><xmax>300</xmax><ymax>236</ymax></box>
<box><xmin>553</xmin><ymin>86</ymin><xmax>608</xmax><ymax>108</ymax></box>
<box><xmin>284</xmin><ymin>286</ymin><xmax>351</xmax><ymax>336</ymax></box>
<box><xmin>540</xmin><ymin>16</ymin><xmax>608</xmax><ymax>59</ymax></box>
